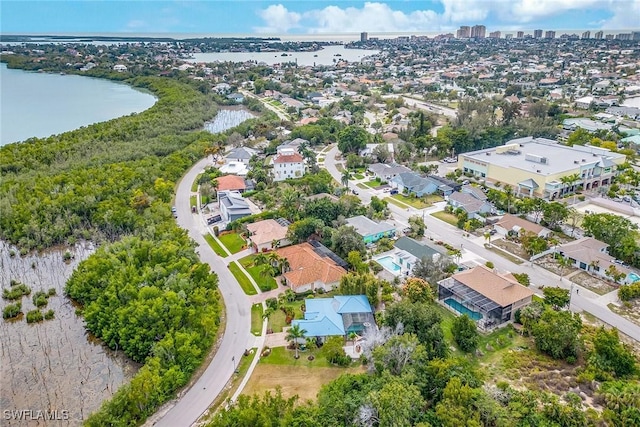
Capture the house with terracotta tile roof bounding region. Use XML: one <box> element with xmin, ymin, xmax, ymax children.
<box><xmin>276</xmin><ymin>242</ymin><xmax>347</xmax><ymax>293</ymax></box>
<box><xmin>273</xmin><ymin>149</ymin><xmax>305</xmax><ymax>182</ymax></box>
<box><xmin>215</xmin><ymin>175</ymin><xmax>247</xmax><ymax>193</ymax></box>
<box><xmin>246</xmin><ymin>218</ymin><xmax>291</xmax><ymax>252</ymax></box>
<box><xmin>437</xmin><ymin>265</ymin><xmax>534</xmax><ymax>331</ymax></box>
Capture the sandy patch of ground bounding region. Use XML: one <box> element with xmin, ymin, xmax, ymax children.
<box><xmin>241</xmin><ymin>364</ymin><xmax>365</xmax><ymax>402</ymax></box>
<box><xmin>608</xmin><ymin>300</ymin><xmax>640</xmax><ymax>328</ymax></box>
<box><xmin>491</xmin><ymin>238</ymin><xmax>529</xmax><ymax>259</ymax></box>
<box><xmin>570</xmin><ymin>271</ymin><xmax>617</xmax><ymax>295</ymax></box>
<box><xmin>534</xmin><ymin>254</ymin><xmax>579</xmax><ymax>277</ymax></box>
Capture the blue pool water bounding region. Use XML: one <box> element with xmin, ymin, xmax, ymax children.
<box><xmin>377</xmin><ymin>256</ymin><xmax>401</xmax><ymax>272</ymax></box>
<box><xmin>444</xmin><ymin>298</ymin><xmax>483</xmax><ymax>321</ymax></box>
<box><xmin>629</xmin><ymin>273</ymin><xmax>640</xmax><ymax>283</ymax></box>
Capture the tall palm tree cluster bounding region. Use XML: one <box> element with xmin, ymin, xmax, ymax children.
<box><xmin>254</xmin><ymin>251</ymin><xmax>290</xmax><ymax>280</ymax></box>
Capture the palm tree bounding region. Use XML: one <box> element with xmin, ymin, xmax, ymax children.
<box><xmin>504</xmin><ymin>186</ymin><xmax>514</xmax><ymax>214</ymax></box>
<box><xmin>271</xmin><ymin>239</ymin><xmax>281</xmax><ymax>250</ymax></box>
<box><xmin>254</xmin><ymin>252</ymin><xmax>268</xmax><ymax>266</ymax></box>
<box><xmin>341</xmin><ymin>170</ymin><xmax>351</xmax><ymax>190</ymax></box>
<box><xmin>279</xmin><ymin>257</ymin><xmax>290</xmax><ymax>274</ymax></box>
<box><xmin>286</xmin><ymin>324</ymin><xmax>307</xmax><ymax>359</ymax></box>
<box><xmin>348</xmin><ymin>331</ymin><xmax>358</xmax><ymax>352</ymax></box>
<box><xmin>259</xmin><ymin>264</ymin><xmax>278</xmax><ymax>280</ymax></box>
<box><xmin>557</xmin><ymin>255</ymin><xmax>572</xmax><ymax>282</ymax></box>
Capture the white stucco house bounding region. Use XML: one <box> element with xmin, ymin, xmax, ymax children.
<box><xmin>272</xmin><ymin>148</ymin><xmax>305</xmax><ymax>182</ymax></box>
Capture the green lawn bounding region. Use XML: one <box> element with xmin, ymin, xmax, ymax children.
<box><xmin>356</xmin><ymin>183</ymin><xmax>369</xmax><ymax>190</ymax></box>
<box><xmin>228</xmin><ymin>262</ymin><xmax>258</xmax><ymax>296</ymax></box>
<box><xmin>251</xmin><ymin>304</ymin><xmax>264</xmax><ymax>335</ymax></box>
<box><xmin>424</xmin><ymin>194</ymin><xmax>445</xmax><ymax>204</ymax></box>
<box><xmin>386</xmin><ymin>197</ymin><xmax>410</xmax><ymax>209</ymax></box>
<box><xmin>261</xmin><ymin>346</ymin><xmax>339</xmax><ymax>368</ymax></box>
<box><xmin>204</xmin><ymin>234</ymin><xmax>228</xmax><ymax>257</ymax></box>
<box><xmin>431</xmin><ymin>211</ymin><xmax>458</xmax><ymax>226</ymax></box>
<box><xmin>391</xmin><ymin>194</ymin><xmax>429</xmax><ymax>209</ymax></box>
<box><xmin>239</xmin><ymin>255</ymin><xmax>278</xmax><ymax>292</ymax></box>
<box><xmin>191</xmin><ymin>175</ymin><xmax>200</xmax><ymax>192</ymax></box>
<box><xmin>352</xmin><ymin>173</ymin><xmax>365</xmax><ymax>180</ymax></box>
<box><xmin>190</xmin><ymin>195</ymin><xmax>197</xmax><ymax>209</ymax></box>
<box><xmin>268</xmin><ymin>300</ymin><xmax>305</xmax><ymax>333</ymax></box>
<box><xmin>218</xmin><ymin>232</ymin><xmax>247</xmax><ymax>254</ymax></box>
<box><xmin>363</xmin><ymin>180</ymin><xmax>381</xmax><ymax>188</ymax></box>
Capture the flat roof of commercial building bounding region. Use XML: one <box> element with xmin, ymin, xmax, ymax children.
<box><xmin>461</xmin><ymin>137</ymin><xmax>625</xmax><ymax>177</ymax></box>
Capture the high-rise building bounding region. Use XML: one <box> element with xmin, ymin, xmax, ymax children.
<box><xmin>505</xmin><ymin>34</ymin><xmax>513</xmax><ymax>40</ymax></box>
<box><xmin>605</xmin><ymin>34</ymin><xmax>614</xmax><ymax>40</ymax></box>
<box><xmin>544</xmin><ymin>31</ymin><xmax>556</xmax><ymax>39</ymax></box>
<box><xmin>488</xmin><ymin>31</ymin><xmax>501</xmax><ymax>39</ymax></box>
<box><xmin>517</xmin><ymin>31</ymin><xmax>524</xmax><ymax>38</ymax></box>
<box><xmin>534</xmin><ymin>29</ymin><xmax>543</xmax><ymax>38</ymax></box>
<box><xmin>360</xmin><ymin>32</ymin><xmax>368</xmax><ymax>42</ymax></box>
<box><xmin>594</xmin><ymin>31</ymin><xmax>603</xmax><ymax>39</ymax></box>
<box><xmin>632</xmin><ymin>32</ymin><xmax>640</xmax><ymax>41</ymax></box>
<box><xmin>616</xmin><ymin>33</ymin><xmax>632</xmax><ymax>40</ymax></box>
<box><xmin>471</xmin><ymin>25</ymin><xmax>486</xmax><ymax>38</ymax></box>
<box><xmin>457</xmin><ymin>26</ymin><xmax>471</xmax><ymax>38</ymax></box>
<box><xmin>582</xmin><ymin>31</ymin><xmax>591</xmax><ymax>39</ymax></box>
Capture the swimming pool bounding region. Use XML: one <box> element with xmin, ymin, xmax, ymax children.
<box><xmin>444</xmin><ymin>298</ymin><xmax>483</xmax><ymax>321</ymax></box>
<box><xmin>629</xmin><ymin>273</ymin><xmax>640</xmax><ymax>283</ymax></box>
<box><xmin>376</xmin><ymin>256</ymin><xmax>401</xmax><ymax>273</ymax></box>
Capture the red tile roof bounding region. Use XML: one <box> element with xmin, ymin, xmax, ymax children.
<box><xmin>274</xmin><ymin>153</ymin><xmax>304</xmax><ymax>164</ymax></box>
<box><xmin>215</xmin><ymin>175</ymin><xmax>246</xmax><ymax>191</ymax></box>
<box><xmin>276</xmin><ymin>243</ymin><xmax>346</xmax><ymax>290</ymax></box>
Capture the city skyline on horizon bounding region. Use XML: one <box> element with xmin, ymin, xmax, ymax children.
<box><xmin>2</xmin><ymin>1</ymin><xmax>639</xmax><ymax>36</ymax></box>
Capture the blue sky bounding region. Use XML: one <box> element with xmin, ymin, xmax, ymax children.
<box><xmin>2</xmin><ymin>1</ymin><xmax>638</xmax><ymax>35</ymax></box>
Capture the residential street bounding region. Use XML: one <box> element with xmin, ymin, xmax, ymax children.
<box><xmin>154</xmin><ymin>158</ymin><xmax>254</xmax><ymax>427</ymax></box>
<box><xmin>324</xmin><ymin>146</ymin><xmax>640</xmax><ymax>342</ymax></box>
<box><xmin>382</xmin><ymin>94</ymin><xmax>457</xmax><ymax>118</ymax></box>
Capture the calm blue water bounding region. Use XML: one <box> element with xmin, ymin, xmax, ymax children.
<box><xmin>444</xmin><ymin>298</ymin><xmax>483</xmax><ymax>321</ymax></box>
<box><xmin>188</xmin><ymin>45</ymin><xmax>379</xmax><ymax>66</ymax></box>
<box><xmin>0</xmin><ymin>63</ymin><xmax>156</xmax><ymax>145</ymax></box>
<box><xmin>629</xmin><ymin>273</ymin><xmax>640</xmax><ymax>282</ymax></box>
<box><xmin>377</xmin><ymin>256</ymin><xmax>401</xmax><ymax>272</ymax></box>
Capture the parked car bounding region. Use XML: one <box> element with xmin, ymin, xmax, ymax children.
<box><xmin>390</xmin><ymin>189</ymin><xmax>399</xmax><ymax>195</ymax></box>
<box><xmin>352</xmin><ymin>189</ymin><xmax>359</xmax><ymax>195</ymax></box>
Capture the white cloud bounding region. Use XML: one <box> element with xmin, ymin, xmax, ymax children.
<box><xmin>255</xmin><ymin>1</ymin><xmax>640</xmax><ymax>34</ymax></box>
<box><xmin>505</xmin><ymin>0</ymin><xmax>603</xmax><ymax>23</ymax></box>
<box><xmin>254</xmin><ymin>4</ymin><xmax>302</xmax><ymax>33</ymax></box>
<box><xmin>599</xmin><ymin>0</ymin><xmax>640</xmax><ymax>29</ymax></box>
<box><xmin>304</xmin><ymin>2</ymin><xmax>441</xmax><ymax>33</ymax></box>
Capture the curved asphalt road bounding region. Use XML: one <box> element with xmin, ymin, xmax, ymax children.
<box><xmin>325</xmin><ymin>146</ymin><xmax>640</xmax><ymax>342</ymax></box>
<box><xmin>155</xmin><ymin>158</ymin><xmax>253</xmax><ymax>427</ymax></box>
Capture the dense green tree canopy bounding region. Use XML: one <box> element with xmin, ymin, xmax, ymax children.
<box><xmin>337</xmin><ymin>125</ymin><xmax>369</xmax><ymax>154</ymax></box>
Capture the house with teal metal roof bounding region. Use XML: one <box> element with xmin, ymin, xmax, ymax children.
<box><xmin>292</xmin><ymin>295</ymin><xmax>375</xmax><ymax>339</ymax></box>
<box><xmin>345</xmin><ymin>215</ymin><xmax>396</xmax><ymax>244</ymax></box>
